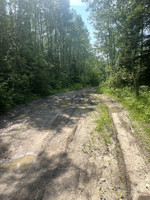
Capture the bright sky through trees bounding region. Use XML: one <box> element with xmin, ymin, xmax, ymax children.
<box><xmin>70</xmin><ymin>0</ymin><xmax>85</xmax><ymax>6</ymax></box>
<box><xmin>70</xmin><ymin>0</ymin><xmax>95</xmax><ymax>43</ymax></box>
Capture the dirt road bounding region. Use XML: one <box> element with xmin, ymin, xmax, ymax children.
<box><xmin>0</xmin><ymin>88</ymin><xmax>150</xmax><ymax>200</ymax></box>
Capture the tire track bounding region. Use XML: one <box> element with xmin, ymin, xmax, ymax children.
<box><xmin>100</xmin><ymin>94</ymin><xmax>150</xmax><ymax>200</ymax></box>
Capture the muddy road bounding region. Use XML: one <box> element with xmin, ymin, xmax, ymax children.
<box><xmin>0</xmin><ymin>88</ymin><xmax>150</xmax><ymax>200</ymax></box>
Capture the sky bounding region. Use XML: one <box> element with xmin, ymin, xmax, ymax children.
<box><xmin>70</xmin><ymin>0</ymin><xmax>85</xmax><ymax>6</ymax></box>
<box><xmin>70</xmin><ymin>0</ymin><xmax>95</xmax><ymax>44</ymax></box>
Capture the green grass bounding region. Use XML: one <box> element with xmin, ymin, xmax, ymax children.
<box><xmin>82</xmin><ymin>99</ymin><xmax>113</xmax><ymax>156</ymax></box>
<box><xmin>98</xmin><ymin>84</ymin><xmax>150</xmax><ymax>152</ymax></box>
<box><xmin>95</xmin><ymin>102</ymin><xmax>113</xmax><ymax>145</ymax></box>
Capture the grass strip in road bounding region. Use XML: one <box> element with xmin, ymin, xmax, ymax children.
<box><xmin>95</xmin><ymin>102</ymin><xmax>113</xmax><ymax>145</ymax></box>
<box><xmin>82</xmin><ymin>99</ymin><xmax>113</xmax><ymax>156</ymax></box>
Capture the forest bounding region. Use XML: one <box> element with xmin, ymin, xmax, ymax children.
<box><xmin>0</xmin><ymin>0</ymin><xmax>102</xmax><ymax>112</ymax></box>
<box><xmin>0</xmin><ymin>0</ymin><xmax>150</xmax><ymax>113</ymax></box>
<box><xmin>83</xmin><ymin>0</ymin><xmax>150</xmax><ymax>142</ymax></box>
<box><xmin>83</xmin><ymin>0</ymin><xmax>150</xmax><ymax>94</ymax></box>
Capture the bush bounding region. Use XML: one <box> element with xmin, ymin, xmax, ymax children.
<box><xmin>0</xmin><ymin>87</ymin><xmax>12</xmax><ymax>113</ymax></box>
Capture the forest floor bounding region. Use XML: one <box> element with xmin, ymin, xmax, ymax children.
<box><xmin>0</xmin><ymin>88</ymin><xmax>150</xmax><ymax>200</ymax></box>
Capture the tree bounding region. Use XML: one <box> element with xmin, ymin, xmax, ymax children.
<box><xmin>83</xmin><ymin>0</ymin><xmax>150</xmax><ymax>96</ymax></box>
<box><xmin>0</xmin><ymin>0</ymin><xmax>95</xmax><ymax>112</ymax></box>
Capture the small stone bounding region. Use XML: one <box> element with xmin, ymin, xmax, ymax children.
<box><xmin>146</xmin><ymin>184</ymin><xmax>150</xmax><ymax>189</ymax></box>
<box><xmin>100</xmin><ymin>178</ymin><xmax>106</xmax><ymax>182</ymax></box>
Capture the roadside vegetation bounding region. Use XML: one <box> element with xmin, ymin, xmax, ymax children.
<box><xmin>98</xmin><ymin>84</ymin><xmax>150</xmax><ymax>152</ymax></box>
<box><xmin>83</xmin><ymin>0</ymin><xmax>150</xmax><ymax>152</ymax></box>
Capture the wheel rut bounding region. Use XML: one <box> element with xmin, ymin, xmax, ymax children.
<box><xmin>0</xmin><ymin>89</ymin><xmax>149</xmax><ymax>200</ymax></box>
<box><xmin>99</xmin><ymin>94</ymin><xmax>150</xmax><ymax>200</ymax></box>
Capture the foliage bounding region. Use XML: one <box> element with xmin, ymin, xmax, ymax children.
<box><xmin>0</xmin><ymin>0</ymin><xmax>101</xmax><ymax>113</ymax></box>
<box><xmin>83</xmin><ymin>0</ymin><xmax>150</xmax><ymax>97</ymax></box>
<box><xmin>95</xmin><ymin>102</ymin><xmax>113</xmax><ymax>145</ymax></box>
<box><xmin>82</xmin><ymin>0</ymin><xmax>150</xmax><ymax>152</ymax></box>
<box><xmin>99</xmin><ymin>84</ymin><xmax>150</xmax><ymax>121</ymax></box>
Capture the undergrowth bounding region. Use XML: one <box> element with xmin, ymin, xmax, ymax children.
<box><xmin>98</xmin><ymin>83</ymin><xmax>150</xmax><ymax>152</ymax></box>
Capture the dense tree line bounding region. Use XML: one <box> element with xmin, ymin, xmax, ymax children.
<box><xmin>1</xmin><ymin>0</ymin><xmax>148</xmax><ymax>112</ymax></box>
<box><xmin>83</xmin><ymin>0</ymin><xmax>150</xmax><ymax>96</ymax></box>
<box><xmin>0</xmin><ymin>0</ymin><xmax>101</xmax><ymax>112</ymax></box>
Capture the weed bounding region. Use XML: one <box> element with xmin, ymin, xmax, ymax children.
<box><xmin>82</xmin><ymin>143</ymin><xmax>89</xmax><ymax>154</ymax></box>
<box><xmin>99</xmin><ymin>186</ymin><xmax>104</xmax><ymax>195</ymax></box>
<box><xmin>82</xmin><ymin>97</ymin><xmax>113</xmax><ymax>159</ymax></box>
<box><xmin>116</xmin><ymin>192</ymin><xmax>124</xmax><ymax>200</ymax></box>
<box><xmin>95</xmin><ymin>102</ymin><xmax>113</xmax><ymax>145</ymax></box>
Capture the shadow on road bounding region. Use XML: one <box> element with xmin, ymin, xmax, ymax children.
<box><xmin>0</xmin><ymin>151</ymin><xmax>96</xmax><ymax>200</ymax></box>
<box><xmin>0</xmin><ymin>88</ymin><xmax>101</xmax><ymax>199</ymax></box>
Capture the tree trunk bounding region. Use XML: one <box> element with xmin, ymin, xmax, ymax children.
<box><xmin>132</xmin><ymin>59</ymin><xmax>139</xmax><ymax>98</ymax></box>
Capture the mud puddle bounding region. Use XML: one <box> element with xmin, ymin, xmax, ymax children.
<box><xmin>1</xmin><ymin>154</ymin><xmax>35</xmax><ymax>173</ymax></box>
<box><xmin>110</xmin><ymin>107</ymin><xmax>121</xmax><ymax>113</ymax></box>
<box><xmin>57</xmin><ymin>100</ymin><xmax>71</xmax><ymax>109</ymax></box>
